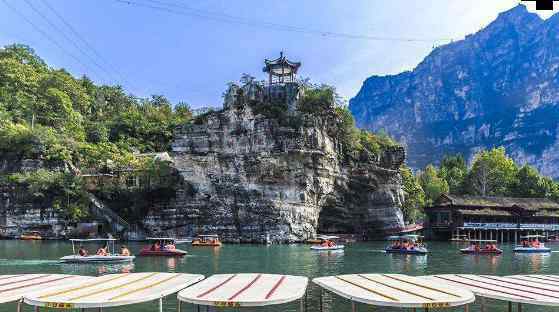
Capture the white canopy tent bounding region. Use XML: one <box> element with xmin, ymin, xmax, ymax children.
<box><xmin>0</xmin><ymin>274</ymin><xmax>92</xmax><ymax>311</ymax></box>
<box><xmin>423</xmin><ymin>274</ymin><xmax>559</xmax><ymax>312</ymax></box>
<box><xmin>24</xmin><ymin>272</ymin><xmax>204</xmax><ymax>311</ymax></box>
<box><xmin>313</xmin><ymin>274</ymin><xmax>474</xmax><ymax>311</ymax></box>
<box><xmin>177</xmin><ymin>273</ymin><xmax>308</xmax><ymax>311</ymax></box>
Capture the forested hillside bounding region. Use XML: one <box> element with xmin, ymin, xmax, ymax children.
<box><xmin>0</xmin><ymin>44</ymin><xmax>192</xmax><ymax>220</ymax></box>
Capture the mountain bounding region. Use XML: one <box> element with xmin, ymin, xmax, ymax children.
<box><xmin>349</xmin><ymin>5</ymin><xmax>559</xmax><ymax>178</ymax></box>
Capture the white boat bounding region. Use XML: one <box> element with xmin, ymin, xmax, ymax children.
<box><xmin>174</xmin><ymin>238</ymin><xmax>193</xmax><ymax>245</ymax></box>
<box><xmin>60</xmin><ymin>238</ymin><xmax>135</xmax><ymax>263</ymax></box>
<box><xmin>513</xmin><ymin>235</ymin><xmax>551</xmax><ymax>253</ymax></box>
<box><xmin>310</xmin><ymin>235</ymin><xmax>345</xmax><ymax>251</ymax></box>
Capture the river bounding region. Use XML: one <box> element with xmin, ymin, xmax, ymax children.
<box><xmin>0</xmin><ymin>240</ymin><xmax>557</xmax><ymax>312</ymax></box>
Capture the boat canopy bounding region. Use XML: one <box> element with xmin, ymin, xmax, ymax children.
<box><xmin>69</xmin><ymin>238</ymin><xmax>118</xmax><ymax>242</ymax></box>
<box><xmin>424</xmin><ymin>274</ymin><xmax>559</xmax><ymax>307</ymax></box>
<box><xmin>145</xmin><ymin>237</ymin><xmax>177</xmax><ymax>241</ymax></box>
<box><xmin>197</xmin><ymin>234</ymin><xmax>219</xmax><ymax>238</ymax></box>
<box><xmin>400</xmin><ymin>234</ymin><xmax>424</xmax><ymax>241</ymax></box>
<box><xmin>178</xmin><ymin>273</ymin><xmax>308</xmax><ymax>307</ymax></box>
<box><xmin>317</xmin><ymin>235</ymin><xmax>339</xmax><ymax>240</ymax></box>
<box><xmin>520</xmin><ymin>235</ymin><xmax>546</xmax><ymax>239</ymax></box>
<box><xmin>313</xmin><ymin>274</ymin><xmax>474</xmax><ymax>308</ymax></box>
<box><xmin>24</xmin><ymin>273</ymin><xmax>204</xmax><ymax>309</ymax></box>
<box><xmin>386</xmin><ymin>236</ymin><xmax>401</xmax><ymax>241</ymax></box>
<box><xmin>0</xmin><ymin>274</ymin><xmax>92</xmax><ymax>304</ymax></box>
<box><xmin>468</xmin><ymin>239</ymin><xmax>498</xmax><ymax>243</ymax></box>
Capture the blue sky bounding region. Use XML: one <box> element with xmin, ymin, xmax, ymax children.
<box><xmin>0</xmin><ymin>1</ymin><xmax>555</xmax><ymax>108</ymax></box>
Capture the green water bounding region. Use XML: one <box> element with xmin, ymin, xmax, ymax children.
<box><xmin>0</xmin><ymin>240</ymin><xmax>558</xmax><ymax>312</ymax></box>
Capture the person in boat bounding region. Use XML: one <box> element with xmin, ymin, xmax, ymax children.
<box><xmin>78</xmin><ymin>245</ymin><xmax>88</xmax><ymax>257</ymax></box>
<box><xmin>521</xmin><ymin>240</ymin><xmax>528</xmax><ymax>247</ymax></box>
<box><xmin>96</xmin><ymin>244</ymin><xmax>108</xmax><ymax>256</ymax></box>
<box><xmin>120</xmin><ymin>245</ymin><xmax>131</xmax><ymax>256</ymax></box>
<box><xmin>474</xmin><ymin>243</ymin><xmax>481</xmax><ymax>252</ymax></box>
<box><xmin>532</xmin><ymin>239</ymin><xmax>540</xmax><ymax>248</ymax></box>
<box><xmin>163</xmin><ymin>241</ymin><xmax>176</xmax><ymax>250</ymax></box>
<box><xmin>152</xmin><ymin>241</ymin><xmax>161</xmax><ymax>251</ymax></box>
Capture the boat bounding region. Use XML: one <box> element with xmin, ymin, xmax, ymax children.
<box><xmin>450</xmin><ymin>234</ymin><xmax>469</xmax><ymax>242</ymax></box>
<box><xmin>460</xmin><ymin>239</ymin><xmax>502</xmax><ymax>255</ymax></box>
<box><xmin>59</xmin><ymin>238</ymin><xmax>135</xmax><ymax>263</ymax></box>
<box><xmin>385</xmin><ymin>234</ymin><xmax>428</xmax><ymax>255</ymax></box>
<box><xmin>139</xmin><ymin>237</ymin><xmax>187</xmax><ymax>256</ymax></box>
<box><xmin>513</xmin><ymin>235</ymin><xmax>551</xmax><ymax>253</ymax></box>
<box><xmin>547</xmin><ymin>235</ymin><xmax>559</xmax><ymax>243</ymax></box>
<box><xmin>19</xmin><ymin>231</ymin><xmax>42</xmax><ymax>240</ymax></box>
<box><xmin>191</xmin><ymin>234</ymin><xmax>222</xmax><ymax>247</ymax></box>
<box><xmin>175</xmin><ymin>237</ymin><xmax>193</xmax><ymax>244</ymax></box>
<box><xmin>310</xmin><ymin>235</ymin><xmax>345</xmax><ymax>251</ymax></box>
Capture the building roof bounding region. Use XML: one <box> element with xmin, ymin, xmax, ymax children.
<box><xmin>436</xmin><ymin>194</ymin><xmax>559</xmax><ymax>211</ymax></box>
<box><xmin>263</xmin><ymin>52</ymin><xmax>301</xmax><ymax>76</ymax></box>
<box><xmin>457</xmin><ymin>209</ymin><xmax>512</xmax><ymax>216</ymax></box>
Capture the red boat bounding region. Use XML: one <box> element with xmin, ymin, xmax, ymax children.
<box><xmin>139</xmin><ymin>238</ymin><xmax>188</xmax><ymax>257</ymax></box>
<box><xmin>459</xmin><ymin>239</ymin><xmax>502</xmax><ymax>255</ymax></box>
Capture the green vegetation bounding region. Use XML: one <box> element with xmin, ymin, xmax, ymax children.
<box><xmin>298</xmin><ymin>83</ymin><xmax>400</xmax><ymax>158</ymax></box>
<box><xmin>405</xmin><ymin>147</ymin><xmax>559</xmax><ymax>223</ymax></box>
<box><xmin>400</xmin><ymin>166</ymin><xmax>425</xmax><ymax>223</ymax></box>
<box><xmin>7</xmin><ymin>169</ymin><xmax>88</xmax><ymax>221</ymax></box>
<box><xmin>0</xmin><ymin>44</ymin><xmax>192</xmax><ymax>220</ymax></box>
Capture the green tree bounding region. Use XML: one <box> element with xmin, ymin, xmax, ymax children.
<box><xmin>466</xmin><ymin>147</ymin><xmax>518</xmax><ymax>196</ymax></box>
<box><xmin>418</xmin><ymin>164</ymin><xmax>449</xmax><ymax>206</ymax></box>
<box><xmin>401</xmin><ymin>166</ymin><xmax>425</xmax><ymax>223</ymax></box>
<box><xmin>439</xmin><ymin>154</ymin><xmax>467</xmax><ymax>194</ymax></box>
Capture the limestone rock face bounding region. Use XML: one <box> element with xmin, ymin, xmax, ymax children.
<box><xmin>143</xmin><ymin>83</ymin><xmax>406</xmax><ymax>242</ymax></box>
<box><xmin>349</xmin><ymin>5</ymin><xmax>559</xmax><ymax>178</ymax></box>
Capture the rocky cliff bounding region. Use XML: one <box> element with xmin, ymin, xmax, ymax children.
<box><xmin>349</xmin><ymin>5</ymin><xmax>559</xmax><ymax>178</ymax></box>
<box><xmin>142</xmin><ymin>81</ymin><xmax>406</xmax><ymax>242</ymax></box>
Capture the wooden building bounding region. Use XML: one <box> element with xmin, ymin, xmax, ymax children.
<box><xmin>425</xmin><ymin>194</ymin><xmax>559</xmax><ymax>242</ymax></box>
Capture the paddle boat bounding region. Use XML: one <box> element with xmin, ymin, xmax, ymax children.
<box><xmin>191</xmin><ymin>234</ymin><xmax>222</xmax><ymax>247</ymax></box>
<box><xmin>310</xmin><ymin>235</ymin><xmax>345</xmax><ymax>251</ymax></box>
<box><xmin>385</xmin><ymin>234</ymin><xmax>428</xmax><ymax>255</ymax></box>
<box><xmin>513</xmin><ymin>235</ymin><xmax>551</xmax><ymax>253</ymax></box>
<box><xmin>19</xmin><ymin>231</ymin><xmax>42</xmax><ymax>240</ymax></box>
<box><xmin>139</xmin><ymin>237</ymin><xmax>187</xmax><ymax>257</ymax></box>
<box><xmin>59</xmin><ymin>238</ymin><xmax>135</xmax><ymax>263</ymax></box>
<box><xmin>547</xmin><ymin>235</ymin><xmax>559</xmax><ymax>243</ymax></box>
<box><xmin>460</xmin><ymin>239</ymin><xmax>502</xmax><ymax>255</ymax></box>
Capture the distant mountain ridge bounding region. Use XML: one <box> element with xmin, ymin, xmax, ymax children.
<box><xmin>349</xmin><ymin>5</ymin><xmax>559</xmax><ymax>178</ymax></box>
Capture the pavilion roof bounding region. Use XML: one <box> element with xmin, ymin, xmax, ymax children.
<box><xmin>263</xmin><ymin>52</ymin><xmax>301</xmax><ymax>75</ymax></box>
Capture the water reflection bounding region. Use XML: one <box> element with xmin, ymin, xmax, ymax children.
<box><xmin>513</xmin><ymin>252</ymin><xmax>551</xmax><ymax>273</ymax></box>
<box><xmin>60</xmin><ymin>262</ymin><xmax>135</xmax><ymax>276</ymax></box>
<box><xmin>461</xmin><ymin>254</ymin><xmax>502</xmax><ymax>274</ymax></box>
<box><xmin>387</xmin><ymin>253</ymin><xmax>428</xmax><ymax>273</ymax></box>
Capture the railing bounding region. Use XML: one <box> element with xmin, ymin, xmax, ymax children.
<box><xmin>86</xmin><ymin>193</ymin><xmax>129</xmax><ymax>234</ymax></box>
